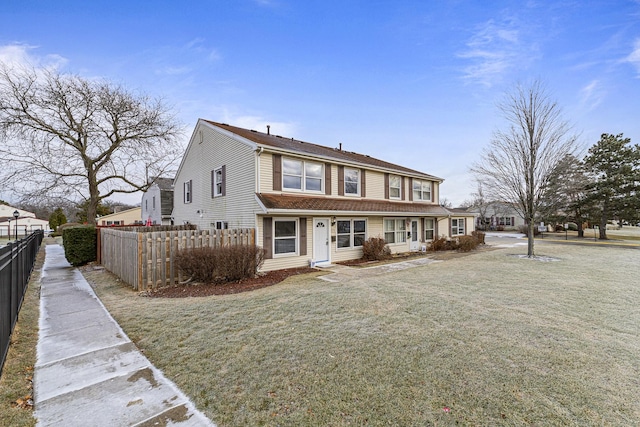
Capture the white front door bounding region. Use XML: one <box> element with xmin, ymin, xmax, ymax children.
<box><xmin>410</xmin><ymin>219</ymin><xmax>419</xmax><ymax>251</ymax></box>
<box><xmin>313</xmin><ymin>218</ymin><xmax>330</xmax><ymax>265</ymax></box>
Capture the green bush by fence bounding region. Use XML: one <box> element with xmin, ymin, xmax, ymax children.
<box><xmin>63</xmin><ymin>226</ymin><xmax>97</xmax><ymax>266</ymax></box>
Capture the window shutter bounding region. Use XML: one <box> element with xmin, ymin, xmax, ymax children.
<box><xmin>211</xmin><ymin>170</ymin><xmax>215</xmax><ymax>198</ymax></box>
<box><xmin>325</xmin><ymin>163</ymin><xmax>332</xmax><ymax>195</ymax></box>
<box><xmin>263</xmin><ymin>217</ymin><xmax>272</xmax><ymax>259</ymax></box>
<box><xmin>511</xmin><ymin>216</ymin><xmax>515</xmax><ymax>226</ymax></box>
<box><xmin>401</xmin><ymin>177</ymin><xmax>405</xmax><ymax>200</ymax></box>
<box><xmin>273</xmin><ymin>154</ymin><xmax>282</xmax><ymax>191</ymax></box>
<box><xmin>221</xmin><ymin>165</ymin><xmax>226</xmax><ymax>196</ymax></box>
<box><xmin>338</xmin><ymin>166</ymin><xmax>344</xmax><ymax>196</ymax></box>
<box><xmin>360</xmin><ymin>169</ymin><xmax>366</xmax><ymax>198</ymax></box>
<box><xmin>299</xmin><ymin>218</ymin><xmax>307</xmax><ymax>256</ymax></box>
<box><xmin>384</xmin><ymin>173</ymin><xmax>389</xmax><ymax>199</ymax></box>
<box><xmin>408</xmin><ymin>178</ymin><xmax>413</xmax><ymax>201</ymax></box>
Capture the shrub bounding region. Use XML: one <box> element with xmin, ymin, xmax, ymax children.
<box><xmin>62</xmin><ymin>226</ymin><xmax>97</xmax><ymax>266</ymax></box>
<box><xmin>471</xmin><ymin>230</ymin><xmax>485</xmax><ymax>244</ymax></box>
<box><xmin>361</xmin><ymin>237</ymin><xmax>391</xmax><ymax>261</ymax></box>
<box><xmin>428</xmin><ymin>236</ymin><xmax>448</xmax><ymax>252</ymax></box>
<box><xmin>175</xmin><ymin>244</ymin><xmax>265</xmax><ymax>284</ymax></box>
<box><xmin>458</xmin><ymin>235</ymin><xmax>479</xmax><ymax>252</ymax></box>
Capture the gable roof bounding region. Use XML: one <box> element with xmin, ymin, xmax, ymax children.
<box><xmin>204</xmin><ymin>120</ymin><xmax>443</xmax><ymax>182</ymax></box>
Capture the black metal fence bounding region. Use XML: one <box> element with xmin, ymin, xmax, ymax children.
<box><xmin>0</xmin><ymin>230</ymin><xmax>44</xmax><ymax>378</ymax></box>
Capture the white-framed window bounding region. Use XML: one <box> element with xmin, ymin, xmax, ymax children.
<box><xmin>499</xmin><ymin>217</ymin><xmax>513</xmax><ymax>226</ymax></box>
<box><xmin>282</xmin><ymin>158</ymin><xmax>323</xmax><ymax>192</ymax></box>
<box><xmin>384</xmin><ymin>218</ymin><xmax>406</xmax><ymax>244</ymax></box>
<box><xmin>184</xmin><ymin>180</ymin><xmax>192</xmax><ymax>203</ymax></box>
<box><xmin>213</xmin><ymin>167</ymin><xmax>224</xmax><ymax>197</ymax></box>
<box><xmin>424</xmin><ymin>218</ymin><xmax>435</xmax><ymax>240</ymax></box>
<box><xmin>344</xmin><ymin>167</ymin><xmax>360</xmax><ymax>195</ymax></box>
<box><xmin>451</xmin><ymin>218</ymin><xmax>465</xmax><ymax>236</ymax></box>
<box><xmin>274</xmin><ymin>218</ymin><xmax>298</xmax><ymax>255</ymax></box>
<box><xmin>389</xmin><ymin>175</ymin><xmax>401</xmax><ymax>199</ymax></box>
<box><xmin>412</xmin><ymin>179</ymin><xmax>432</xmax><ymax>201</ymax></box>
<box><xmin>336</xmin><ymin>219</ymin><xmax>367</xmax><ymax>249</ymax></box>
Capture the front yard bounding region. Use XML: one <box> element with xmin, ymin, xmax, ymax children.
<box><xmin>85</xmin><ymin>241</ymin><xmax>640</xmax><ymax>426</ymax></box>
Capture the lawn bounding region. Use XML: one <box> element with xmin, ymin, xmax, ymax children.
<box><xmin>85</xmin><ymin>241</ymin><xmax>640</xmax><ymax>426</ymax></box>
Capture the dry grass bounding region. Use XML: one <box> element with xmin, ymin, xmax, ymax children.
<box><xmin>86</xmin><ymin>242</ymin><xmax>640</xmax><ymax>426</ymax></box>
<box><xmin>0</xmin><ymin>242</ymin><xmax>47</xmax><ymax>427</ymax></box>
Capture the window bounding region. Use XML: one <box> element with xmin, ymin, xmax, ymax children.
<box><xmin>274</xmin><ymin>219</ymin><xmax>297</xmax><ymax>255</ymax></box>
<box><xmin>152</xmin><ymin>196</ymin><xmax>156</xmax><ymax>209</ymax></box>
<box><xmin>344</xmin><ymin>168</ymin><xmax>360</xmax><ymax>195</ymax></box>
<box><xmin>212</xmin><ymin>221</ymin><xmax>228</xmax><ymax>230</ymax></box>
<box><xmin>384</xmin><ymin>218</ymin><xmax>406</xmax><ymax>244</ymax></box>
<box><xmin>412</xmin><ymin>179</ymin><xmax>432</xmax><ymax>201</ymax></box>
<box><xmin>336</xmin><ymin>219</ymin><xmax>366</xmax><ymax>249</ymax></box>
<box><xmin>212</xmin><ymin>166</ymin><xmax>225</xmax><ymax>197</ymax></box>
<box><xmin>499</xmin><ymin>217</ymin><xmax>513</xmax><ymax>226</ymax></box>
<box><xmin>424</xmin><ymin>218</ymin><xmax>435</xmax><ymax>240</ymax></box>
<box><xmin>389</xmin><ymin>175</ymin><xmax>401</xmax><ymax>199</ymax></box>
<box><xmin>451</xmin><ymin>218</ymin><xmax>465</xmax><ymax>236</ymax></box>
<box><xmin>184</xmin><ymin>180</ymin><xmax>192</xmax><ymax>203</ymax></box>
<box><xmin>282</xmin><ymin>158</ymin><xmax>323</xmax><ymax>192</ymax></box>
<box><xmin>145</xmin><ymin>199</ymin><xmax>148</xmax><ymax>212</ymax></box>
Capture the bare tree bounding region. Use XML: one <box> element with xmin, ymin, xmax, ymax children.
<box><xmin>471</xmin><ymin>80</ymin><xmax>578</xmax><ymax>257</ymax></box>
<box><xmin>0</xmin><ymin>64</ymin><xmax>184</xmax><ymax>224</ymax></box>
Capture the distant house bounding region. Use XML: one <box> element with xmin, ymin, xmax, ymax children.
<box><xmin>96</xmin><ymin>207</ymin><xmax>143</xmax><ymax>226</ymax></box>
<box><xmin>172</xmin><ymin>120</ymin><xmax>476</xmax><ymax>271</ymax></box>
<box><xmin>466</xmin><ymin>202</ymin><xmax>525</xmax><ymax>231</ymax></box>
<box><xmin>0</xmin><ymin>204</ymin><xmax>50</xmax><ymax>237</ymax></box>
<box><xmin>141</xmin><ymin>178</ymin><xmax>174</xmax><ymax>225</ymax></box>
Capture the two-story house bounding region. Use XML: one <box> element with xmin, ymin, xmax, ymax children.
<box><xmin>172</xmin><ymin>120</ymin><xmax>475</xmax><ymax>271</ymax></box>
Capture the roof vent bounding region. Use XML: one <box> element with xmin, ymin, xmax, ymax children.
<box><xmin>339</xmin><ymin>143</ymin><xmax>343</xmax><ymax>151</ymax></box>
<box><xmin>267</xmin><ymin>125</ymin><xmax>270</xmax><ymax>135</ymax></box>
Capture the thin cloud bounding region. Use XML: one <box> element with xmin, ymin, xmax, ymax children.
<box><xmin>625</xmin><ymin>38</ymin><xmax>640</xmax><ymax>76</ymax></box>
<box><xmin>0</xmin><ymin>43</ymin><xmax>67</xmax><ymax>71</ymax></box>
<box><xmin>458</xmin><ymin>17</ymin><xmax>538</xmax><ymax>87</ymax></box>
<box><xmin>579</xmin><ymin>80</ymin><xmax>605</xmax><ymax>111</ymax></box>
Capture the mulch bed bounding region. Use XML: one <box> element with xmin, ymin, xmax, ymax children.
<box><xmin>146</xmin><ymin>267</ymin><xmax>317</xmax><ymax>298</ymax></box>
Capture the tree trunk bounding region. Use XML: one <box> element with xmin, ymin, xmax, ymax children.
<box><xmin>577</xmin><ymin>219</ymin><xmax>584</xmax><ymax>238</ymax></box>
<box><xmin>527</xmin><ymin>220</ymin><xmax>535</xmax><ymax>257</ymax></box>
<box><xmin>599</xmin><ymin>201</ymin><xmax>608</xmax><ymax>240</ymax></box>
<box><xmin>87</xmin><ymin>167</ymin><xmax>99</xmax><ymax>226</ymax></box>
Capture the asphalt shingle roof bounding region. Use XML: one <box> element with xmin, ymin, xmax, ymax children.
<box><xmin>205</xmin><ymin>120</ymin><xmax>443</xmax><ymax>181</ymax></box>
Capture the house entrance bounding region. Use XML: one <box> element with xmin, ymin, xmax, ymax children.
<box><xmin>313</xmin><ymin>218</ymin><xmax>330</xmax><ymax>265</ymax></box>
<box><xmin>410</xmin><ymin>219</ymin><xmax>419</xmax><ymax>251</ymax></box>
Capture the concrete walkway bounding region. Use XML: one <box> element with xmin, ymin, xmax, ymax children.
<box><xmin>318</xmin><ymin>257</ymin><xmax>440</xmax><ymax>283</ymax></box>
<box><xmin>34</xmin><ymin>244</ymin><xmax>215</xmax><ymax>427</ymax></box>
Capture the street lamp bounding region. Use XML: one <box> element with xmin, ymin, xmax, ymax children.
<box><xmin>13</xmin><ymin>210</ymin><xmax>19</xmax><ymax>241</ymax></box>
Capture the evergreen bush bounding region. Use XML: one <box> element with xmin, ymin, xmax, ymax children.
<box><xmin>63</xmin><ymin>226</ymin><xmax>97</xmax><ymax>266</ymax></box>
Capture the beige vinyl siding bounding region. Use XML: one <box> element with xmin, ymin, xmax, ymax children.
<box><xmin>259</xmin><ymin>216</ymin><xmax>312</xmax><ymax>271</ymax></box>
<box><xmin>173</xmin><ymin>124</ymin><xmax>260</xmax><ymax>229</ymax></box>
<box><xmin>433</xmin><ymin>181</ymin><xmax>440</xmax><ymax>204</ymax></box>
<box><xmin>366</xmin><ymin>170</ymin><xmax>385</xmax><ymax>200</ymax></box>
<box><xmin>259</xmin><ymin>153</ymin><xmax>274</xmax><ymax>193</ymax></box>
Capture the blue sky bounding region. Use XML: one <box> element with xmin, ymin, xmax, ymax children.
<box><xmin>2</xmin><ymin>0</ymin><xmax>640</xmax><ymax>206</ymax></box>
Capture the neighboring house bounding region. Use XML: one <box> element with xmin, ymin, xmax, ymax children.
<box><xmin>0</xmin><ymin>204</ymin><xmax>50</xmax><ymax>237</ymax></box>
<box><xmin>141</xmin><ymin>177</ymin><xmax>174</xmax><ymax>225</ymax></box>
<box><xmin>172</xmin><ymin>120</ymin><xmax>476</xmax><ymax>271</ymax></box>
<box><xmin>466</xmin><ymin>202</ymin><xmax>525</xmax><ymax>231</ymax></box>
<box><xmin>96</xmin><ymin>207</ymin><xmax>143</xmax><ymax>226</ymax></box>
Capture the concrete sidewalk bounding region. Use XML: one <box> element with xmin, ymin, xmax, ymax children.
<box><xmin>33</xmin><ymin>244</ymin><xmax>215</xmax><ymax>427</ymax></box>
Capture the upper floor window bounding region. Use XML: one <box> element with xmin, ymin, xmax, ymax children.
<box><xmin>344</xmin><ymin>167</ymin><xmax>360</xmax><ymax>195</ymax></box>
<box><xmin>282</xmin><ymin>158</ymin><xmax>323</xmax><ymax>192</ymax></box>
<box><xmin>389</xmin><ymin>175</ymin><xmax>401</xmax><ymax>199</ymax></box>
<box><xmin>184</xmin><ymin>180</ymin><xmax>192</xmax><ymax>204</ymax></box>
<box><xmin>212</xmin><ymin>166</ymin><xmax>226</xmax><ymax>197</ymax></box>
<box><xmin>413</xmin><ymin>179</ymin><xmax>432</xmax><ymax>201</ymax></box>
<box><xmin>451</xmin><ymin>218</ymin><xmax>465</xmax><ymax>236</ymax></box>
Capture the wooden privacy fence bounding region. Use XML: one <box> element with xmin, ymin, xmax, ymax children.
<box><xmin>100</xmin><ymin>228</ymin><xmax>255</xmax><ymax>291</ymax></box>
